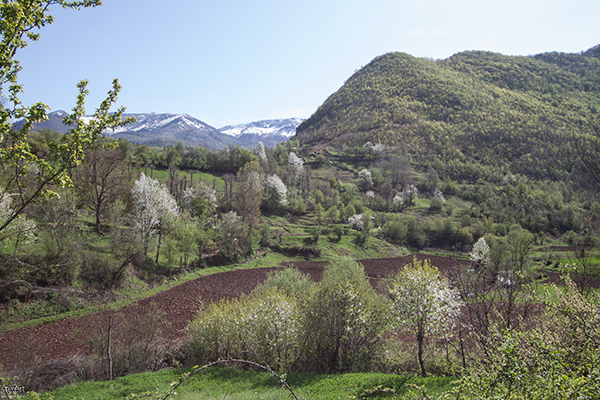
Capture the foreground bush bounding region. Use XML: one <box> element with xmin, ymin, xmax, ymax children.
<box><xmin>188</xmin><ymin>258</ymin><xmax>388</xmax><ymax>374</ymax></box>
<box><xmin>187</xmin><ymin>288</ymin><xmax>301</xmax><ymax>372</ymax></box>
<box><xmin>453</xmin><ymin>275</ymin><xmax>600</xmax><ymax>399</ymax></box>
<box><xmin>301</xmin><ymin>258</ymin><xmax>388</xmax><ymax>373</ymax></box>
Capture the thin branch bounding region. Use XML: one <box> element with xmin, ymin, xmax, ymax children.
<box><xmin>162</xmin><ymin>359</ymin><xmax>299</xmax><ymax>400</ymax></box>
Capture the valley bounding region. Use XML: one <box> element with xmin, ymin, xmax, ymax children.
<box><xmin>2</xmin><ymin>9</ymin><xmax>600</xmax><ymax>396</ymax></box>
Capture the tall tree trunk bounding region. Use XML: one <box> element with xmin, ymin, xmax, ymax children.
<box><xmin>417</xmin><ymin>327</ymin><xmax>427</xmax><ymax>377</ymax></box>
<box><xmin>107</xmin><ymin>315</ymin><xmax>113</xmax><ymax>381</ymax></box>
<box><xmin>155</xmin><ymin>229</ymin><xmax>162</xmax><ymax>264</ymax></box>
<box><xmin>96</xmin><ymin>208</ymin><xmax>102</xmax><ymax>234</ymax></box>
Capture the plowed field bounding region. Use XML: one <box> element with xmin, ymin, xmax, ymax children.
<box><xmin>0</xmin><ymin>254</ymin><xmax>467</xmax><ymax>373</ymax></box>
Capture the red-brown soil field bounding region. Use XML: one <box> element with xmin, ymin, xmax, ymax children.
<box><xmin>0</xmin><ymin>254</ymin><xmax>468</xmax><ymax>373</ymax></box>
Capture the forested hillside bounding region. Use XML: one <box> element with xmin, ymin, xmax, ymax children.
<box><xmin>295</xmin><ymin>46</ymin><xmax>600</xmax><ymax>185</ymax></box>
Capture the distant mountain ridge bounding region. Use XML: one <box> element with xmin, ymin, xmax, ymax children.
<box><xmin>14</xmin><ymin>111</ymin><xmax>301</xmax><ymax>149</ymax></box>
<box><xmin>220</xmin><ymin>118</ymin><xmax>304</xmax><ymax>148</ymax></box>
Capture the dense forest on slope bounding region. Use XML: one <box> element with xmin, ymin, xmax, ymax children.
<box><xmin>295</xmin><ymin>46</ymin><xmax>600</xmax><ymax>185</ymax></box>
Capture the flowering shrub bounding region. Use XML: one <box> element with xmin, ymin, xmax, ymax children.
<box><xmin>470</xmin><ymin>237</ymin><xmax>490</xmax><ymax>266</ymax></box>
<box><xmin>187</xmin><ymin>288</ymin><xmax>301</xmax><ymax>372</ymax></box>
<box><xmin>188</xmin><ymin>258</ymin><xmax>388</xmax><ymax>374</ymax></box>
<box><xmin>393</xmin><ymin>184</ymin><xmax>418</xmax><ymax>208</ymax></box>
<box><xmin>348</xmin><ymin>214</ymin><xmax>364</xmax><ymax>230</ymax></box>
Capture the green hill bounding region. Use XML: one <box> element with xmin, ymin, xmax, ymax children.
<box><xmin>295</xmin><ymin>46</ymin><xmax>600</xmax><ymax>184</ymax></box>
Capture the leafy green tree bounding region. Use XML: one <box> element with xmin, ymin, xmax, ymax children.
<box><xmin>235</xmin><ymin>161</ymin><xmax>264</xmax><ymax>236</ymax></box>
<box><xmin>0</xmin><ymin>0</ymin><xmax>134</xmax><ymax>239</ymax></box>
<box><xmin>303</xmin><ymin>258</ymin><xmax>387</xmax><ymax>373</ymax></box>
<box><xmin>507</xmin><ymin>227</ymin><xmax>534</xmax><ymax>273</ymax></box>
<box><xmin>575</xmin><ymin>125</ymin><xmax>600</xmax><ymax>186</ymax></box>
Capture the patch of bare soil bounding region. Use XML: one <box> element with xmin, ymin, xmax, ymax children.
<box><xmin>0</xmin><ymin>254</ymin><xmax>468</xmax><ymax>373</ymax></box>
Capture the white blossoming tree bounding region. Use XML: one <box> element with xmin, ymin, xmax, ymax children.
<box><xmin>357</xmin><ymin>169</ymin><xmax>374</xmax><ymax>191</ymax></box>
<box><xmin>430</xmin><ymin>188</ymin><xmax>446</xmax><ymax>211</ymax></box>
<box><xmin>393</xmin><ymin>184</ymin><xmax>418</xmax><ymax>209</ymax></box>
<box><xmin>181</xmin><ymin>181</ymin><xmax>217</xmax><ymax>219</ymax></box>
<box><xmin>348</xmin><ymin>214</ymin><xmax>363</xmax><ymax>231</ymax></box>
<box><xmin>470</xmin><ymin>237</ymin><xmax>490</xmax><ymax>267</ymax></box>
<box><xmin>288</xmin><ymin>152</ymin><xmax>304</xmax><ymax>183</ymax></box>
<box><xmin>131</xmin><ymin>173</ymin><xmax>179</xmax><ymax>258</ymax></box>
<box><xmin>254</xmin><ymin>141</ymin><xmax>267</xmax><ymax>161</ymax></box>
<box><xmin>263</xmin><ymin>174</ymin><xmax>288</xmax><ymax>212</ymax></box>
<box><xmin>388</xmin><ymin>257</ymin><xmax>462</xmax><ymax>377</ymax></box>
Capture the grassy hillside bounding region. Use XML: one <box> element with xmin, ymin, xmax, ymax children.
<box><xmin>295</xmin><ymin>47</ymin><xmax>600</xmax><ymax>184</ymax></box>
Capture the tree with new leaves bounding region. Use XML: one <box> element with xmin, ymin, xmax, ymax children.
<box><xmin>0</xmin><ymin>0</ymin><xmax>134</xmax><ymax>240</ymax></box>
<box><xmin>131</xmin><ymin>173</ymin><xmax>179</xmax><ymax>258</ymax></box>
<box><xmin>72</xmin><ymin>145</ymin><xmax>128</xmax><ymax>233</ymax></box>
<box><xmin>235</xmin><ymin>160</ymin><xmax>264</xmax><ymax>235</ymax></box>
<box><xmin>0</xmin><ymin>186</ymin><xmax>35</xmax><ymax>254</ymax></box>
<box><xmin>288</xmin><ymin>151</ymin><xmax>304</xmax><ymax>184</ymax></box>
<box><xmin>388</xmin><ymin>257</ymin><xmax>461</xmax><ymax>377</ymax></box>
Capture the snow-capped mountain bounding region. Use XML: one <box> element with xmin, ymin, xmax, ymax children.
<box><xmin>105</xmin><ymin>113</ymin><xmax>231</xmax><ymax>149</ymax></box>
<box><xmin>219</xmin><ymin>118</ymin><xmax>303</xmax><ymax>148</ymax></box>
<box><xmin>14</xmin><ymin>111</ymin><xmax>301</xmax><ymax>149</ymax></box>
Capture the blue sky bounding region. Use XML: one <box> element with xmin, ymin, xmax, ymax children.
<box><xmin>15</xmin><ymin>0</ymin><xmax>600</xmax><ymax>127</ymax></box>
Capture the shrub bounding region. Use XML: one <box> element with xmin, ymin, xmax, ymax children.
<box><xmin>454</xmin><ymin>276</ymin><xmax>600</xmax><ymax>399</ymax></box>
<box><xmin>188</xmin><ymin>288</ymin><xmax>301</xmax><ymax>372</ymax></box>
<box><xmin>252</xmin><ymin>267</ymin><xmax>312</xmax><ymax>300</ymax></box>
<box><xmin>301</xmin><ymin>258</ymin><xmax>388</xmax><ymax>373</ymax></box>
<box><xmin>384</xmin><ymin>217</ymin><xmax>407</xmax><ymax>244</ymax></box>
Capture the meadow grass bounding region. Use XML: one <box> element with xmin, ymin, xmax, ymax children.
<box><xmin>26</xmin><ymin>366</ymin><xmax>457</xmax><ymax>400</ymax></box>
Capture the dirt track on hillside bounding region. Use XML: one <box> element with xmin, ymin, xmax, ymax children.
<box><xmin>0</xmin><ymin>254</ymin><xmax>466</xmax><ymax>373</ymax></box>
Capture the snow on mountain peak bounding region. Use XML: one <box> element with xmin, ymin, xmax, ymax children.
<box><xmin>219</xmin><ymin>118</ymin><xmax>303</xmax><ymax>138</ymax></box>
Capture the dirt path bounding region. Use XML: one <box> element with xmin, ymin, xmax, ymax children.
<box><xmin>0</xmin><ymin>254</ymin><xmax>465</xmax><ymax>373</ymax></box>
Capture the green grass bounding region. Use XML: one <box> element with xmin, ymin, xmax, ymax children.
<box><xmin>28</xmin><ymin>366</ymin><xmax>457</xmax><ymax>400</ymax></box>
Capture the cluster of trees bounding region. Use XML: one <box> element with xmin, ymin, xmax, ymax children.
<box><xmin>188</xmin><ymin>257</ymin><xmax>459</xmax><ymax>376</ymax></box>
<box><xmin>2</xmin><ymin>119</ymin><xmax>598</xmax><ymax>306</ymax></box>
<box><xmin>187</xmin><ymin>254</ymin><xmax>600</xmax><ymax>398</ymax></box>
<box><xmin>0</xmin><ymin>133</ymin><xmax>315</xmax><ymax>302</ymax></box>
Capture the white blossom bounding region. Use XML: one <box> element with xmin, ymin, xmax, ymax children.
<box><xmin>432</xmin><ymin>188</ymin><xmax>446</xmax><ymax>203</ymax></box>
<box><xmin>264</xmin><ymin>174</ymin><xmax>288</xmax><ymax>206</ymax></box>
<box><xmin>131</xmin><ymin>173</ymin><xmax>179</xmax><ymax>251</ymax></box>
<box><xmin>389</xmin><ymin>259</ymin><xmax>461</xmax><ymax>339</ymax></box>
<box><xmin>254</xmin><ymin>141</ymin><xmax>267</xmax><ymax>161</ymax></box>
<box><xmin>470</xmin><ymin>237</ymin><xmax>490</xmax><ymax>265</ymax></box>
<box><xmin>503</xmin><ymin>172</ymin><xmax>516</xmax><ymax>185</ymax></box>
<box><xmin>288</xmin><ymin>152</ymin><xmax>304</xmax><ymax>168</ymax></box>
<box><xmin>288</xmin><ymin>152</ymin><xmax>304</xmax><ymax>183</ymax></box>
<box><xmin>348</xmin><ymin>214</ymin><xmax>363</xmax><ymax>230</ymax></box>
<box><xmin>182</xmin><ymin>181</ymin><xmax>217</xmax><ymax>215</ymax></box>
<box><xmin>357</xmin><ymin>169</ymin><xmax>373</xmax><ymax>190</ymax></box>
<box><xmin>394</xmin><ymin>184</ymin><xmax>418</xmax><ymax>207</ymax></box>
